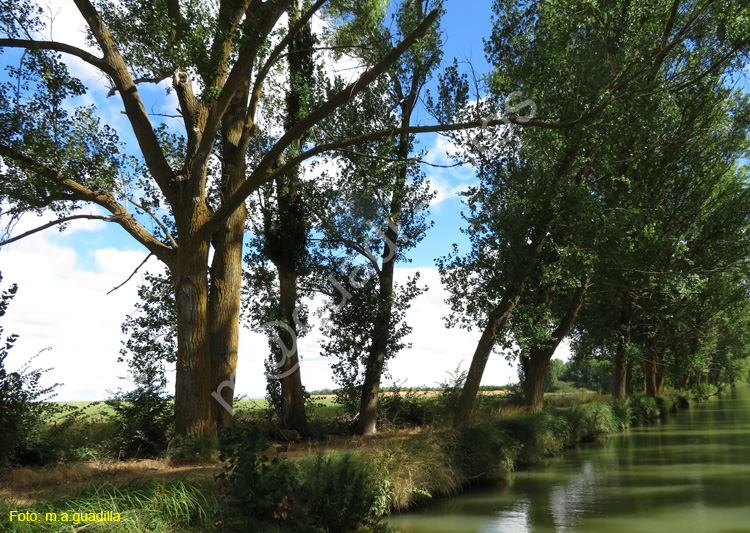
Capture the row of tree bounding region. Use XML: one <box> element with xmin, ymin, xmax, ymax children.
<box><xmin>1</xmin><ymin>0</ymin><xmax>749</xmax><ymax>442</ymax></box>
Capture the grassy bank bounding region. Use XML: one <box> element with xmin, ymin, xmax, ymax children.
<box><xmin>1</xmin><ymin>392</ymin><xmax>694</xmax><ymax>532</ymax></box>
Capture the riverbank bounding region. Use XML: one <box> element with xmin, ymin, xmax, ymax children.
<box><xmin>1</xmin><ymin>391</ymin><xmax>699</xmax><ymax>532</ymax></box>
<box><xmin>353</xmin><ymin>392</ymin><xmax>691</xmax><ymax>511</ymax></box>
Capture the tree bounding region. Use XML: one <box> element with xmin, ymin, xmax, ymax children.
<box><xmin>0</xmin><ymin>0</ymin><xmax>443</xmax><ymax>441</ymax></box>
<box><xmin>319</xmin><ymin>0</ymin><xmax>443</xmax><ymax>436</ymax></box>
<box><xmin>571</xmin><ymin>85</ymin><xmax>750</xmax><ymax>397</ymax></box>
<box><xmin>437</xmin><ymin>0</ymin><xmax>750</xmax><ymax>424</ymax></box>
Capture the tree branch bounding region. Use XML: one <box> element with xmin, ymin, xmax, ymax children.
<box><xmin>333</xmin><ymin>147</ymin><xmax>466</xmax><ymax>168</ymax></box>
<box><xmin>0</xmin><ymin>38</ymin><xmax>114</xmax><ymax>75</ymax></box>
<box><xmin>71</xmin><ymin>0</ymin><xmax>177</xmax><ymax>205</ymax></box>
<box><xmin>0</xmin><ymin>214</ymin><xmax>113</xmax><ymax>247</ymax></box>
<box><xmin>107</xmin><ymin>74</ymin><xmax>171</xmax><ymax>97</ymax></box>
<box><xmin>246</xmin><ymin>0</ymin><xmax>328</xmax><ymax>129</ymax></box>
<box><xmin>232</xmin><ymin>113</ymin><xmax>571</xmax><ymax>204</ymax></box>
<box><xmin>194</xmin><ymin>0</ymin><xmax>291</xmax><ymax>176</ymax></box>
<box><xmin>0</xmin><ymin>143</ymin><xmax>174</xmax><ymax>262</ymax></box>
<box><xmin>203</xmin><ymin>8</ymin><xmax>441</xmax><ymax>238</ymax></box>
<box><xmin>112</xmin><ymin>183</ymin><xmax>178</xmax><ymax>249</ymax></box>
<box><xmin>107</xmin><ymin>253</ymin><xmax>154</xmax><ymax>295</ymax></box>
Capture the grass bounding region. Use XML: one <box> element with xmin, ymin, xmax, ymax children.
<box><xmin>0</xmin><ymin>480</ymin><xmax>219</xmax><ymax>532</ymax></box>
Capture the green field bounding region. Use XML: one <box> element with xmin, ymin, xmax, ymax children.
<box><xmin>53</xmin><ymin>396</ymin><xmax>344</xmax><ymax>421</ymax></box>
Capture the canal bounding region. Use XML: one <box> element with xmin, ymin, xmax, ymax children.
<box><xmin>386</xmin><ymin>386</ymin><xmax>750</xmax><ymax>532</ymax></box>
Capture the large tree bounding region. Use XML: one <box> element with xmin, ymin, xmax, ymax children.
<box><xmin>0</xmin><ymin>0</ymin><xmax>445</xmax><ymax>440</ymax></box>
<box><xmin>436</xmin><ymin>0</ymin><xmax>750</xmax><ymax>424</ymax></box>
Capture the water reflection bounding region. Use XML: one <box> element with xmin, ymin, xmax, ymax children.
<box><xmin>386</xmin><ymin>386</ymin><xmax>750</xmax><ymax>533</ymax></box>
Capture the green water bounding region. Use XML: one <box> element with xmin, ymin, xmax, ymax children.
<box><xmin>386</xmin><ymin>386</ymin><xmax>750</xmax><ymax>533</ymax></box>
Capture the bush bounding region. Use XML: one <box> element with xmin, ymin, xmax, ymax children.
<box><xmin>105</xmin><ymin>375</ymin><xmax>173</xmax><ymax>459</ymax></box>
<box><xmin>690</xmin><ymin>383</ymin><xmax>719</xmax><ymax>401</ymax></box>
<box><xmin>217</xmin><ymin>423</ymin><xmax>393</xmax><ymax>531</ymax></box>
<box><xmin>565</xmin><ymin>401</ymin><xmax>618</xmax><ymax>443</ymax></box>
<box><xmin>166</xmin><ymin>434</ymin><xmax>218</xmax><ymax>465</ymax></box>
<box><xmin>610</xmin><ymin>398</ymin><xmax>634</xmax><ymax>429</ymax></box>
<box><xmin>216</xmin><ymin>422</ymin><xmax>299</xmax><ymax>522</ymax></box>
<box><xmin>299</xmin><ymin>453</ymin><xmax>391</xmax><ymax>532</ymax></box>
<box><xmin>378</xmin><ymin>383</ymin><xmax>432</xmax><ymax>427</ymax></box>
<box><xmin>630</xmin><ymin>395</ymin><xmax>661</xmax><ymax>425</ymax></box>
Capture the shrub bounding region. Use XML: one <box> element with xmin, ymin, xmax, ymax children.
<box><xmin>371</xmin><ymin>432</ymin><xmax>458</xmax><ymax>510</ymax></box>
<box><xmin>216</xmin><ymin>422</ymin><xmax>299</xmax><ymax>522</ymax></box>
<box><xmin>299</xmin><ymin>453</ymin><xmax>391</xmax><ymax>532</ymax></box>
<box><xmin>690</xmin><ymin>383</ymin><xmax>719</xmax><ymax>402</ymax></box>
<box><xmin>105</xmin><ymin>373</ymin><xmax>173</xmax><ymax>459</ymax></box>
<box><xmin>630</xmin><ymin>395</ymin><xmax>661</xmax><ymax>425</ymax></box>
<box><xmin>610</xmin><ymin>398</ymin><xmax>634</xmax><ymax>429</ymax></box>
<box><xmin>166</xmin><ymin>434</ymin><xmax>218</xmax><ymax>465</ymax></box>
<box><xmin>566</xmin><ymin>401</ymin><xmax>618</xmax><ymax>443</ymax></box>
<box><xmin>457</xmin><ymin>423</ymin><xmax>519</xmax><ymax>479</ymax></box>
<box><xmin>378</xmin><ymin>384</ymin><xmax>431</xmax><ymax>427</ymax></box>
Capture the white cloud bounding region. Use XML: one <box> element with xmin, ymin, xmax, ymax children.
<box><xmin>1</xmin><ymin>227</ymin><xmax>155</xmax><ymax>400</ymax></box>
<box><xmin>422</xmin><ymin>135</ymin><xmax>478</xmax><ymax>207</ymax></box>
<box><xmin>2</xmin><ymin>223</ymin><xmax>523</xmax><ymax>399</ymax></box>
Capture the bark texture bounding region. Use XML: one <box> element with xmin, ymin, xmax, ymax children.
<box><xmin>612</xmin><ymin>309</ymin><xmax>632</xmax><ymax>399</ymax></box>
<box><xmin>523</xmin><ymin>278</ymin><xmax>590</xmax><ymax>412</ymax></box>
<box><xmin>453</xmin><ymin>236</ymin><xmax>546</xmax><ymax>427</ymax></box>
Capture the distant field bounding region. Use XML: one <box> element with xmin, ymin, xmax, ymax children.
<box><xmin>52</xmin><ymin>395</ymin><xmax>345</xmax><ymax>421</ymax></box>
<box><xmin>53</xmin><ymin>401</ymin><xmax>116</xmax><ymax>421</ymax></box>
<box><xmin>51</xmin><ymin>389</ymin><xmax>531</xmax><ymax>422</ymax></box>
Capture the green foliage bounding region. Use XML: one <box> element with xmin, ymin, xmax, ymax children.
<box><xmin>610</xmin><ymin>398</ymin><xmax>634</xmax><ymax>430</ymax></box>
<box><xmin>105</xmin><ymin>385</ymin><xmax>173</xmax><ymax>460</ymax></box>
<box><xmin>299</xmin><ymin>453</ymin><xmax>391</xmax><ymax>532</ymax></box>
<box><xmin>557</xmin><ymin>357</ymin><xmax>614</xmax><ymax>393</ymax></box>
<box><xmin>216</xmin><ymin>422</ymin><xmax>298</xmax><ymax>522</ymax></box>
<box><xmin>107</xmin><ymin>273</ymin><xmax>175</xmax><ymax>459</ymax></box>
<box><xmin>377</xmin><ymin>383</ymin><xmax>431</xmax><ymax>427</ymax></box>
<box><xmin>166</xmin><ymin>434</ymin><xmax>217</xmax><ymax>466</ymax></box>
<box><xmin>565</xmin><ymin>402</ymin><xmax>619</xmax><ymax>443</ymax></box>
<box><xmin>689</xmin><ymin>383</ymin><xmax>720</xmax><ymax>402</ymax></box>
<box><xmin>217</xmin><ymin>423</ymin><xmax>392</xmax><ymax>531</ymax></box>
<box><xmin>629</xmin><ymin>396</ymin><xmax>661</xmax><ymax>426</ymax></box>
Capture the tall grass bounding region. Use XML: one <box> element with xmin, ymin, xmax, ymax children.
<box><xmin>1</xmin><ymin>481</ymin><xmax>217</xmax><ymax>532</ymax></box>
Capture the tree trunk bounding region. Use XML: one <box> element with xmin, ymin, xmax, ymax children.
<box><xmin>625</xmin><ymin>362</ymin><xmax>634</xmax><ymax>395</ymax></box>
<box><xmin>453</xmin><ymin>235</ymin><xmax>546</xmax><ymax>427</ymax></box>
<box><xmin>173</xmin><ymin>240</ymin><xmax>215</xmax><ymax>439</ymax></box>
<box><xmin>260</xmin><ymin>1</ymin><xmax>314</xmax><ymax>432</ymax></box>
<box><xmin>612</xmin><ymin>317</ymin><xmax>631</xmax><ymax>399</ymax></box>
<box><xmin>278</xmin><ymin>263</ymin><xmax>307</xmax><ymax>431</ymax></box>
<box><xmin>356</xmin><ymin>120</ymin><xmax>409</xmax><ymax>436</ymax></box>
<box><xmin>524</xmin><ymin>346</ymin><xmax>553</xmax><ymax>412</ymax></box>
<box><xmin>357</xmin><ymin>265</ymin><xmax>395</xmax><ymax>436</ymax></box>
<box><xmin>452</xmin><ymin>300</ymin><xmax>519</xmax><ymax>426</ymax></box>
<box><xmin>655</xmin><ymin>363</ymin><xmax>666</xmax><ymax>396</ymax></box>
<box><xmin>208</xmin><ymin>204</ymin><xmax>246</xmax><ymax>430</ymax></box>
<box><xmin>523</xmin><ymin>277</ymin><xmax>590</xmax><ymax>412</ymax></box>
<box><xmin>644</xmin><ymin>353</ymin><xmax>657</xmax><ymax>397</ymax></box>
<box><xmin>209</xmin><ymin>74</ymin><xmax>251</xmax><ymax>431</ymax></box>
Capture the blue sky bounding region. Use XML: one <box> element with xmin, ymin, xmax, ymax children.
<box><xmin>0</xmin><ymin>0</ymin><xmax>534</xmax><ymax>400</ymax></box>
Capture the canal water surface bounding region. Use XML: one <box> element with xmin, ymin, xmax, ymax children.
<box><xmin>386</xmin><ymin>386</ymin><xmax>750</xmax><ymax>532</ymax></box>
